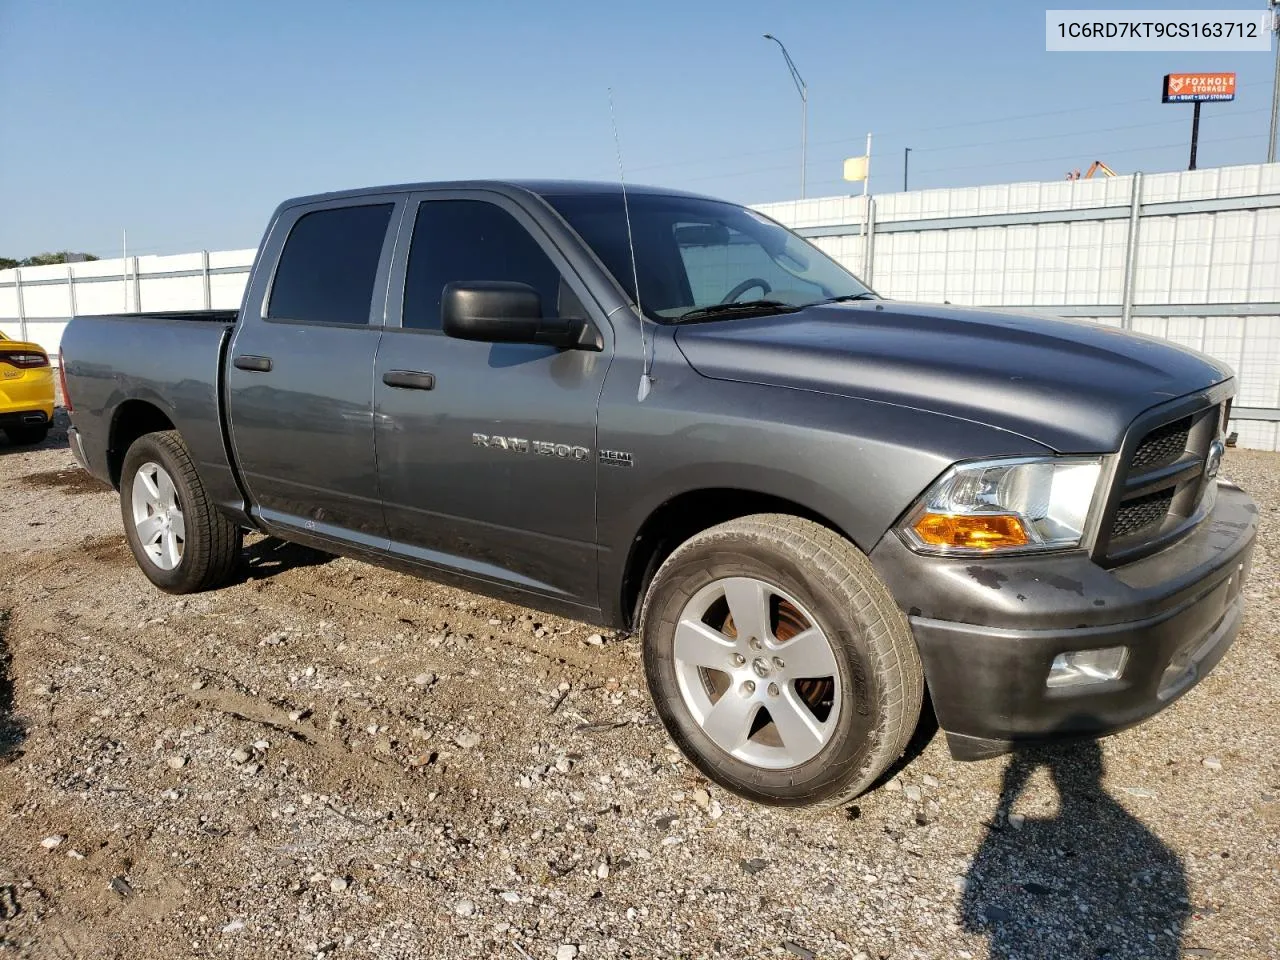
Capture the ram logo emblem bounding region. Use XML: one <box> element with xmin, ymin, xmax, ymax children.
<box><xmin>472</xmin><ymin>433</ymin><xmax>590</xmax><ymax>462</ymax></box>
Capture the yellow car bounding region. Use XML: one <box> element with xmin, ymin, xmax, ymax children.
<box><xmin>0</xmin><ymin>331</ymin><xmax>54</xmax><ymax>445</ymax></box>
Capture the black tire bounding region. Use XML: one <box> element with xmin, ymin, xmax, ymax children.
<box><xmin>119</xmin><ymin>430</ymin><xmax>242</xmax><ymax>594</ymax></box>
<box><xmin>4</xmin><ymin>424</ymin><xmax>49</xmax><ymax>446</ymax></box>
<box><xmin>640</xmin><ymin>514</ymin><xmax>924</xmax><ymax>809</ymax></box>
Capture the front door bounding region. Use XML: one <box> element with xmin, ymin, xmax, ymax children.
<box><xmin>372</xmin><ymin>191</ymin><xmax>610</xmax><ymax>609</ymax></box>
<box><xmin>226</xmin><ymin>196</ymin><xmax>403</xmax><ymax>545</ymax></box>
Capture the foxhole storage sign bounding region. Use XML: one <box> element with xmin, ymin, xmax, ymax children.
<box><xmin>1162</xmin><ymin>72</ymin><xmax>1238</xmax><ymax>102</ymax></box>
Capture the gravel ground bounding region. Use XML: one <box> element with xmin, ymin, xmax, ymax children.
<box><xmin>0</xmin><ymin>413</ymin><xmax>1277</xmax><ymax>959</ymax></box>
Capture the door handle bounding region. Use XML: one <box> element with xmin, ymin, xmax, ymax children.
<box><xmin>233</xmin><ymin>355</ymin><xmax>273</xmax><ymax>373</ymax></box>
<box><xmin>382</xmin><ymin>370</ymin><xmax>436</xmax><ymax>391</ymax></box>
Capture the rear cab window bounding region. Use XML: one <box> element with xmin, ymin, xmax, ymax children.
<box><xmin>268</xmin><ymin>203</ymin><xmax>394</xmax><ymax>325</ymax></box>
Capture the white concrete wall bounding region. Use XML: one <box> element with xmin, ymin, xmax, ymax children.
<box><xmin>0</xmin><ymin>249</ymin><xmax>256</xmax><ymax>355</ymax></box>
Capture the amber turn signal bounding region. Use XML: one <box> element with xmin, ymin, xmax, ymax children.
<box><xmin>913</xmin><ymin>513</ymin><xmax>1030</xmax><ymax>549</ymax></box>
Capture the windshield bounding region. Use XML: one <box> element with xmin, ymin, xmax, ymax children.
<box><xmin>545</xmin><ymin>192</ymin><xmax>873</xmax><ymax>322</ymax></box>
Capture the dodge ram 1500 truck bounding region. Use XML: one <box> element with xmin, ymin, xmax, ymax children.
<box><xmin>60</xmin><ymin>180</ymin><xmax>1256</xmax><ymax>808</ymax></box>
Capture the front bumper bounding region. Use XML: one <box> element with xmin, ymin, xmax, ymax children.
<box><xmin>870</xmin><ymin>481</ymin><xmax>1257</xmax><ymax>759</ymax></box>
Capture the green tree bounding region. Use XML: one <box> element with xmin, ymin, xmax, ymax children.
<box><xmin>18</xmin><ymin>251</ymin><xmax>100</xmax><ymax>266</ymax></box>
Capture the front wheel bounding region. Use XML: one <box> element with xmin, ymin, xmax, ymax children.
<box><xmin>120</xmin><ymin>430</ymin><xmax>242</xmax><ymax>593</ymax></box>
<box><xmin>640</xmin><ymin>514</ymin><xmax>924</xmax><ymax>808</ymax></box>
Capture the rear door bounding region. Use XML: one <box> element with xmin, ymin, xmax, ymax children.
<box><xmin>226</xmin><ymin>195</ymin><xmax>406</xmax><ymax>546</ymax></box>
<box><xmin>372</xmin><ymin>190</ymin><xmax>611</xmax><ymax>608</ymax></box>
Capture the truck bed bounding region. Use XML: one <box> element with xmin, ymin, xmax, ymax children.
<box><xmin>60</xmin><ymin>310</ymin><xmax>245</xmax><ymax>516</ymax></box>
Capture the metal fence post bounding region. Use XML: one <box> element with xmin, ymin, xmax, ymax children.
<box><xmin>132</xmin><ymin>256</ymin><xmax>142</xmax><ymax>314</ymax></box>
<box><xmin>201</xmin><ymin>250</ymin><xmax>212</xmax><ymax>309</ymax></box>
<box><xmin>1120</xmin><ymin>171</ymin><xmax>1144</xmax><ymax>330</ymax></box>
<box><xmin>14</xmin><ymin>267</ymin><xmax>26</xmax><ymax>341</ymax></box>
<box><xmin>66</xmin><ymin>264</ymin><xmax>78</xmax><ymax>318</ymax></box>
<box><xmin>863</xmin><ymin>195</ymin><xmax>877</xmax><ymax>284</ymax></box>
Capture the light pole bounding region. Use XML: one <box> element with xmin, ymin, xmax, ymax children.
<box><xmin>903</xmin><ymin>147</ymin><xmax>912</xmax><ymax>192</ymax></box>
<box><xmin>1268</xmin><ymin>0</ymin><xmax>1280</xmax><ymax>163</ymax></box>
<box><xmin>763</xmin><ymin>34</ymin><xmax>808</xmax><ymax>198</ymax></box>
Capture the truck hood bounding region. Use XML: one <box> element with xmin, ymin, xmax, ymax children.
<box><xmin>673</xmin><ymin>301</ymin><xmax>1233</xmax><ymax>452</ymax></box>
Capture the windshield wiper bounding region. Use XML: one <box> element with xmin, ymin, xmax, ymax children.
<box><xmin>814</xmin><ymin>292</ymin><xmax>879</xmax><ymax>304</ymax></box>
<box><xmin>674</xmin><ymin>300</ymin><xmax>802</xmax><ymax>324</ymax></box>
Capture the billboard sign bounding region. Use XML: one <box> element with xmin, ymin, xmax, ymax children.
<box><xmin>1162</xmin><ymin>72</ymin><xmax>1237</xmax><ymax>103</ymax></box>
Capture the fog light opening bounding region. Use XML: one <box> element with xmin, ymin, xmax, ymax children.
<box><xmin>1046</xmin><ymin>647</ymin><xmax>1129</xmax><ymax>689</ymax></box>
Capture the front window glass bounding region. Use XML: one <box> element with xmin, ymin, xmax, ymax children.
<box><xmin>545</xmin><ymin>193</ymin><xmax>871</xmax><ymax>321</ymax></box>
<box><xmin>402</xmin><ymin>200</ymin><xmax>564</xmax><ymax>331</ymax></box>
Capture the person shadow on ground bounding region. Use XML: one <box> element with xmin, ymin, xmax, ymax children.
<box><xmin>960</xmin><ymin>728</ymin><xmax>1189</xmax><ymax>959</ymax></box>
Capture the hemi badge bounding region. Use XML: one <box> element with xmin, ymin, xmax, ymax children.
<box><xmin>599</xmin><ymin>450</ymin><xmax>634</xmax><ymax>468</ymax></box>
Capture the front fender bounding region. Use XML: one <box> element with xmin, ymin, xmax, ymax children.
<box><xmin>595</xmin><ymin>368</ymin><xmax>1052</xmax><ymax>625</ymax></box>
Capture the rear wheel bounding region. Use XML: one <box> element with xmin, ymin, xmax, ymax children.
<box><xmin>120</xmin><ymin>430</ymin><xmax>241</xmax><ymax>593</ymax></box>
<box><xmin>640</xmin><ymin>514</ymin><xmax>924</xmax><ymax>808</ymax></box>
<box><xmin>4</xmin><ymin>424</ymin><xmax>49</xmax><ymax>446</ymax></box>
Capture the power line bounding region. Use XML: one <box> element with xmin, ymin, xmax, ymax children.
<box><xmin>801</xmin><ymin>131</ymin><xmax>1268</xmax><ymax>186</ymax></box>
<box><xmin>905</xmin><ymin>108</ymin><xmax>1269</xmax><ymax>155</ymax></box>
<box><xmin>680</xmin><ymin>126</ymin><xmax>1269</xmax><ymax>188</ymax></box>
<box><xmin>628</xmin><ymin>80</ymin><xmax>1271</xmax><ymax>176</ymax></box>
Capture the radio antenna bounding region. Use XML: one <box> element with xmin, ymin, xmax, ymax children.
<box><xmin>608</xmin><ymin>87</ymin><xmax>653</xmax><ymax>402</ymax></box>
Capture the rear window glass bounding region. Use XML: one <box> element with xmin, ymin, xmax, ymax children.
<box><xmin>269</xmin><ymin>204</ymin><xmax>394</xmax><ymax>325</ymax></box>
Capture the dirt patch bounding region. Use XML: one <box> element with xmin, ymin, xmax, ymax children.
<box><xmin>0</xmin><ymin>440</ymin><xmax>1276</xmax><ymax>959</ymax></box>
<box><xmin>0</xmin><ymin>610</ymin><xmax>23</xmax><ymax>765</ymax></box>
<box><xmin>19</xmin><ymin>467</ymin><xmax>112</xmax><ymax>496</ymax></box>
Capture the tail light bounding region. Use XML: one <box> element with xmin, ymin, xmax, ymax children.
<box><xmin>0</xmin><ymin>349</ymin><xmax>49</xmax><ymax>369</ymax></box>
<box><xmin>58</xmin><ymin>348</ymin><xmax>73</xmax><ymax>412</ymax></box>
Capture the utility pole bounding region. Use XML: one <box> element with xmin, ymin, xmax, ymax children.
<box><xmin>1269</xmin><ymin>0</ymin><xmax>1280</xmax><ymax>163</ymax></box>
<box><xmin>763</xmin><ymin>34</ymin><xmax>808</xmax><ymax>198</ymax></box>
<box><xmin>903</xmin><ymin>147</ymin><xmax>912</xmax><ymax>192</ymax></box>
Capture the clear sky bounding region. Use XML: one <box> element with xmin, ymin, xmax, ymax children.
<box><xmin>1</xmin><ymin>0</ymin><xmax>1276</xmax><ymax>257</ymax></box>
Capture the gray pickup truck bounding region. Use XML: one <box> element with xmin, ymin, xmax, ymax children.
<box><xmin>60</xmin><ymin>180</ymin><xmax>1256</xmax><ymax>808</ymax></box>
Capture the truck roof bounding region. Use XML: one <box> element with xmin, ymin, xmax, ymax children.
<box><xmin>278</xmin><ymin>179</ymin><xmax>725</xmax><ymax>211</ymax></box>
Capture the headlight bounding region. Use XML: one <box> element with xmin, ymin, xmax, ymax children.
<box><xmin>900</xmin><ymin>457</ymin><xmax>1104</xmax><ymax>554</ymax></box>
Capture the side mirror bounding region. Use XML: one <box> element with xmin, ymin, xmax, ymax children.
<box><xmin>441</xmin><ymin>281</ymin><xmax>597</xmax><ymax>350</ymax></box>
